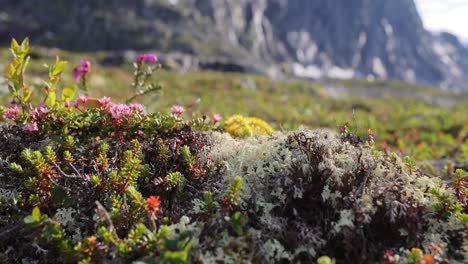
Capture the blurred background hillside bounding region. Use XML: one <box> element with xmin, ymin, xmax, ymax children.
<box><xmin>2</xmin><ymin>0</ymin><xmax>468</xmax><ymax>92</ymax></box>
<box><xmin>0</xmin><ymin>0</ymin><xmax>467</xmax><ymax>165</ymax></box>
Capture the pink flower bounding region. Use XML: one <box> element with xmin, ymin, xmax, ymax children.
<box><xmin>84</xmin><ymin>174</ymin><xmax>91</xmax><ymax>181</ymax></box>
<box><xmin>29</xmin><ymin>106</ymin><xmax>49</xmax><ymax>121</ymax></box>
<box><xmin>80</xmin><ymin>60</ymin><xmax>91</xmax><ymax>71</ymax></box>
<box><xmin>171</xmin><ymin>105</ymin><xmax>185</xmax><ymax>116</ymax></box>
<box><xmin>73</xmin><ymin>60</ymin><xmax>91</xmax><ymax>82</ymax></box>
<box><xmin>109</xmin><ymin>103</ymin><xmax>131</xmax><ymax>119</ymax></box>
<box><xmin>39</xmin><ymin>106</ymin><xmax>50</xmax><ymax>115</ymax></box>
<box><xmin>137</xmin><ymin>53</ymin><xmax>158</xmax><ymax>64</ymax></box>
<box><xmin>73</xmin><ymin>100</ymin><xmax>79</xmax><ymax>108</ymax></box>
<box><xmin>79</xmin><ymin>95</ymin><xmax>88</xmax><ymax>105</ymax></box>
<box><xmin>23</xmin><ymin>122</ymin><xmax>39</xmax><ymax>132</ymax></box>
<box><xmin>63</xmin><ymin>101</ymin><xmax>71</xmax><ymax>108</ymax></box>
<box><xmin>129</xmin><ymin>103</ymin><xmax>144</xmax><ymax>113</ymax></box>
<box><xmin>212</xmin><ymin>114</ymin><xmax>222</xmax><ymax>125</ymax></box>
<box><xmin>98</xmin><ymin>96</ymin><xmax>112</xmax><ymax>110</ymax></box>
<box><xmin>5</xmin><ymin>106</ymin><xmax>20</xmax><ymax>120</ymax></box>
<box><xmin>30</xmin><ymin>108</ymin><xmax>41</xmax><ymax>121</ymax></box>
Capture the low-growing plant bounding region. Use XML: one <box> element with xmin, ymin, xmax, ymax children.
<box><xmin>224</xmin><ymin>114</ymin><xmax>273</xmax><ymax>137</ymax></box>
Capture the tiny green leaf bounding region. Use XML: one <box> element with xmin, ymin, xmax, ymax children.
<box><xmin>51</xmin><ymin>61</ymin><xmax>67</xmax><ymax>76</ymax></box>
<box><xmin>46</xmin><ymin>91</ymin><xmax>57</xmax><ymax>107</ymax></box>
<box><xmin>22</xmin><ymin>56</ymin><xmax>30</xmax><ymax>74</ymax></box>
<box><xmin>61</xmin><ymin>85</ymin><xmax>77</xmax><ymax>101</ymax></box>
<box><xmin>11</xmin><ymin>38</ymin><xmax>19</xmax><ymax>49</ymax></box>
<box><xmin>32</xmin><ymin>207</ymin><xmax>41</xmax><ymax>222</ymax></box>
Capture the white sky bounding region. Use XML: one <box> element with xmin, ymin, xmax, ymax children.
<box><xmin>414</xmin><ymin>0</ymin><xmax>468</xmax><ymax>42</ymax></box>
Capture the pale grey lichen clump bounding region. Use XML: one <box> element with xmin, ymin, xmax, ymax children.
<box><xmin>200</xmin><ymin>131</ymin><xmax>293</xmax><ymax>199</ymax></box>
<box><xmin>188</xmin><ymin>128</ymin><xmax>466</xmax><ymax>263</ymax></box>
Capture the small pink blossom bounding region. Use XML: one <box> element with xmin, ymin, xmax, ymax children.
<box><xmin>98</xmin><ymin>96</ymin><xmax>112</xmax><ymax>110</ymax></box>
<box><xmin>80</xmin><ymin>60</ymin><xmax>91</xmax><ymax>71</ymax></box>
<box><xmin>73</xmin><ymin>60</ymin><xmax>91</xmax><ymax>82</ymax></box>
<box><xmin>129</xmin><ymin>103</ymin><xmax>144</xmax><ymax>113</ymax></box>
<box><xmin>73</xmin><ymin>100</ymin><xmax>79</xmax><ymax>108</ymax></box>
<box><xmin>137</xmin><ymin>53</ymin><xmax>158</xmax><ymax>64</ymax></box>
<box><xmin>30</xmin><ymin>106</ymin><xmax>49</xmax><ymax>121</ymax></box>
<box><xmin>212</xmin><ymin>114</ymin><xmax>222</xmax><ymax>125</ymax></box>
<box><xmin>39</xmin><ymin>106</ymin><xmax>50</xmax><ymax>115</ymax></box>
<box><xmin>63</xmin><ymin>101</ymin><xmax>71</xmax><ymax>108</ymax></box>
<box><xmin>30</xmin><ymin>108</ymin><xmax>41</xmax><ymax>121</ymax></box>
<box><xmin>79</xmin><ymin>95</ymin><xmax>88</xmax><ymax>105</ymax></box>
<box><xmin>84</xmin><ymin>174</ymin><xmax>91</xmax><ymax>181</ymax></box>
<box><xmin>109</xmin><ymin>103</ymin><xmax>131</xmax><ymax>119</ymax></box>
<box><xmin>23</xmin><ymin>122</ymin><xmax>39</xmax><ymax>132</ymax></box>
<box><xmin>171</xmin><ymin>105</ymin><xmax>185</xmax><ymax>116</ymax></box>
<box><xmin>5</xmin><ymin>106</ymin><xmax>20</xmax><ymax>120</ymax></box>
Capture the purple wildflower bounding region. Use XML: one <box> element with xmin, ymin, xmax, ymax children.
<box><xmin>79</xmin><ymin>95</ymin><xmax>88</xmax><ymax>105</ymax></box>
<box><xmin>129</xmin><ymin>103</ymin><xmax>145</xmax><ymax>113</ymax></box>
<box><xmin>30</xmin><ymin>108</ymin><xmax>41</xmax><ymax>121</ymax></box>
<box><xmin>39</xmin><ymin>106</ymin><xmax>50</xmax><ymax>115</ymax></box>
<box><xmin>5</xmin><ymin>106</ymin><xmax>20</xmax><ymax>120</ymax></box>
<box><xmin>98</xmin><ymin>96</ymin><xmax>112</xmax><ymax>110</ymax></box>
<box><xmin>109</xmin><ymin>103</ymin><xmax>131</xmax><ymax>119</ymax></box>
<box><xmin>137</xmin><ymin>53</ymin><xmax>158</xmax><ymax>64</ymax></box>
<box><xmin>23</xmin><ymin>122</ymin><xmax>39</xmax><ymax>132</ymax></box>
<box><xmin>73</xmin><ymin>60</ymin><xmax>91</xmax><ymax>82</ymax></box>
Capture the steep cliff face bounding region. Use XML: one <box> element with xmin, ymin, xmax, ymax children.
<box><xmin>1</xmin><ymin>0</ymin><xmax>467</xmax><ymax>91</ymax></box>
<box><xmin>264</xmin><ymin>0</ymin><xmax>444</xmax><ymax>84</ymax></box>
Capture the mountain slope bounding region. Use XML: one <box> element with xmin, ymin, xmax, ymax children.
<box><xmin>1</xmin><ymin>0</ymin><xmax>468</xmax><ymax>91</ymax></box>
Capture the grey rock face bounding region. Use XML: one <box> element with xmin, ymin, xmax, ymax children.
<box><xmin>1</xmin><ymin>0</ymin><xmax>468</xmax><ymax>91</ymax></box>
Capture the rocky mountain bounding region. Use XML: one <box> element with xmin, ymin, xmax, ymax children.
<box><xmin>1</xmin><ymin>0</ymin><xmax>468</xmax><ymax>92</ymax></box>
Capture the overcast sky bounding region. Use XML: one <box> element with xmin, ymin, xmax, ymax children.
<box><xmin>414</xmin><ymin>0</ymin><xmax>468</xmax><ymax>42</ymax></box>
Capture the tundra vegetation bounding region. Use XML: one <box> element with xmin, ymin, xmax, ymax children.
<box><xmin>0</xmin><ymin>39</ymin><xmax>466</xmax><ymax>263</ymax></box>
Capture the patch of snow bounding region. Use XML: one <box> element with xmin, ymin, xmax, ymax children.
<box><xmin>372</xmin><ymin>57</ymin><xmax>387</xmax><ymax>78</ymax></box>
<box><xmin>352</xmin><ymin>32</ymin><xmax>367</xmax><ymax>66</ymax></box>
<box><xmin>297</xmin><ymin>43</ymin><xmax>318</xmax><ymax>63</ymax></box>
<box><xmin>305</xmin><ymin>43</ymin><xmax>318</xmax><ymax>62</ymax></box>
<box><xmin>432</xmin><ymin>41</ymin><xmax>461</xmax><ymax>76</ymax></box>
<box><xmin>297</xmin><ymin>50</ymin><xmax>305</xmax><ymax>62</ymax></box>
<box><xmin>358</xmin><ymin>31</ymin><xmax>367</xmax><ymax>48</ymax></box>
<box><xmin>382</xmin><ymin>19</ymin><xmax>394</xmax><ymax>36</ymax></box>
<box><xmin>326</xmin><ymin>66</ymin><xmax>355</xmax><ymax>79</ymax></box>
<box><xmin>289</xmin><ymin>31</ymin><xmax>318</xmax><ymax>63</ymax></box>
<box><xmin>287</xmin><ymin>31</ymin><xmax>311</xmax><ymax>48</ymax></box>
<box><xmin>292</xmin><ymin>63</ymin><xmax>322</xmax><ymax>79</ymax></box>
<box><xmin>292</xmin><ymin>63</ymin><xmax>354</xmax><ymax>80</ymax></box>
<box><xmin>404</xmin><ymin>69</ymin><xmax>416</xmax><ymax>82</ymax></box>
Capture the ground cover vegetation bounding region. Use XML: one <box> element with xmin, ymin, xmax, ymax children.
<box><xmin>0</xmin><ymin>47</ymin><xmax>466</xmax><ymax>166</ymax></box>
<box><xmin>0</xmin><ymin>39</ymin><xmax>466</xmax><ymax>263</ymax></box>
